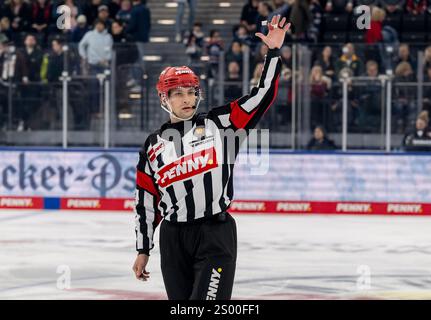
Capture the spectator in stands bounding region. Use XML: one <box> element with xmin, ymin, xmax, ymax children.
<box><xmin>233</xmin><ymin>24</ymin><xmax>254</xmax><ymax>49</ymax></box>
<box><xmin>280</xmin><ymin>45</ymin><xmax>292</xmax><ymax>80</ymax></box>
<box><xmin>422</xmin><ymin>65</ymin><xmax>431</xmax><ymax>113</ymax></box>
<box><xmin>306</xmin><ymin>125</ymin><xmax>336</xmax><ymax>150</ymax></box>
<box><xmin>323</xmin><ymin>0</ymin><xmax>353</xmax><ymax>13</ymax></box>
<box><xmin>335</xmin><ymin>43</ymin><xmax>363</xmax><ymax>78</ymax></box>
<box><xmin>185</xmin><ymin>33</ymin><xmax>202</xmax><ymax>64</ymax></box>
<box><xmin>224</xmin><ymin>61</ymin><xmax>243</xmax><ymax>102</ymax></box>
<box><xmin>402</xmin><ymin>111</ymin><xmax>431</xmax><ymax>152</ymax></box>
<box><xmin>423</xmin><ymin>45</ymin><xmax>431</xmax><ymax>74</ymax></box>
<box><xmin>383</xmin><ymin>1</ymin><xmax>403</xmax><ymax>14</ymax></box>
<box><xmin>271</xmin><ymin>0</ymin><xmax>291</xmax><ymax>18</ymax></box>
<box><xmin>253</xmin><ymin>42</ymin><xmax>268</xmax><ymax>67</ymax></box>
<box><xmin>21</xmin><ymin>34</ymin><xmax>43</xmax><ymax>83</ymax></box>
<box><xmin>70</xmin><ymin>14</ymin><xmax>89</xmax><ymax>43</ymax></box>
<box><xmin>185</xmin><ymin>22</ymin><xmax>204</xmax><ymax>48</ymax></box>
<box><xmin>3</xmin><ymin>0</ymin><xmax>31</xmax><ymax>33</ymax></box>
<box><xmin>206</xmin><ymin>29</ymin><xmax>224</xmax><ymax>79</ymax></box>
<box><xmin>309</xmin><ymin>0</ymin><xmax>323</xmax><ymax>43</ymax></box>
<box><xmin>78</xmin><ymin>19</ymin><xmax>113</xmax><ymax>72</ymax></box>
<box><xmin>126</xmin><ymin>0</ymin><xmax>151</xmax><ymax>43</ymax></box>
<box><xmin>111</xmin><ymin>20</ymin><xmax>132</xmax><ymax>43</ymax></box>
<box><xmin>250</xmin><ymin>62</ymin><xmax>264</xmax><ymax>87</ymax></box>
<box><xmin>406</xmin><ymin>0</ymin><xmax>427</xmax><ymax>15</ymax></box>
<box><xmin>47</xmin><ymin>38</ymin><xmax>64</xmax><ymax>82</ymax></box>
<box><xmin>289</xmin><ymin>0</ymin><xmax>312</xmax><ymax>41</ymax></box>
<box><xmin>240</xmin><ymin>0</ymin><xmax>259</xmax><ymax>33</ymax></box>
<box><xmin>97</xmin><ymin>5</ymin><xmax>113</xmax><ymax>30</ymax></box>
<box><xmin>116</xmin><ymin>0</ymin><xmax>132</xmax><ymax>27</ymax></box>
<box><xmin>314</xmin><ymin>45</ymin><xmax>335</xmax><ymax>79</ymax></box>
<box><xmin>393</xmin><ymin>61</ymin><xmax>416</xmax><ymax>133</ymax></box>
<box><xmin>0</xmin><ymin>34</ymin><xmax>26</xmax><ymax>83</ymax></box>
<box><xmin>83</xmin><ymin>0</ymin><xmax>102</xmax><ymax>26</ymax></box>
<box><xmin>393</xmin><ymin>43</ymin><xmax>416</xmax><ymax>73</ymax></box>
<box><xmin>365</xmin><ymin>6</ymin><xmax>385</xmax><ymax>44</ymax></box>
<box><xmin>175</xmin><ymin>0</ymin><xmax>197</xmax><ymax>43</ymax></box>
<box><xmin>255</xmin><ymin>1</ymin><xmax>273</xmax><ymax>36</ymax></box>
<box><xmin>0</xmin><ymin>17</ymin><xmax>13</xmax><ymax>43</ymax></box>
<box><xmin>225</xmin><ymin>41</ymin><xmax>243</xmax><ymax>70</ymax></box>
<box><xmin>30</xmin><ymin>0</ymin><xmax>52</xmax><ymax>39</ymax></box>
<box><xmin>108</xmin><ymin>0</ymin><xmax>121</xmax><ymax>19</ymax></box>
<box><xmin>310</xmin><ymin>65</ymin><xmax>331</xmax><ymax>129</ymax></box>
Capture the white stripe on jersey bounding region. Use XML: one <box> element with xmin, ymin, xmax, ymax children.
<box><xmin>241</xmin><ymin>56</ymin><xmax>279</xmax><ymax>112</ymax></box>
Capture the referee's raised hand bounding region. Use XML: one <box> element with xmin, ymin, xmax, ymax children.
<box><xmin>255</xmin><ymin>14</ymin><xmax>291</xmax><ymax>49</ymax></box>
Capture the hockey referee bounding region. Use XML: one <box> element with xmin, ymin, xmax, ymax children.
<box><xmin>132</xmin><ymin>15</ymin><xmax>291</xmax><ymax>300</ymax></box>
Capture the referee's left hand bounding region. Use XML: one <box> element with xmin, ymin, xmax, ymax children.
<box><xmin>255</xmin><ymin>15</ymin><xmax>291</xmax><ymax>49</ymax></box>
<box><xmin>133</xmin><ymin>254</ymin><xmax>150</xmax><ymax>281</ymax></box>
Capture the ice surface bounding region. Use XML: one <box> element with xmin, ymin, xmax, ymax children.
<box><xmin>1</xmin><ymin>210</ymin><xmax>431</xmax><ymax>300</ymax></box>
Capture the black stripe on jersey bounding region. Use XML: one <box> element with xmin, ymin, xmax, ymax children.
<box><xmin>203</xmin><ymin>172</ymin><xmax>213</xmax><ymax>217</ymax></box>
<box><xmin>183</xmin><ymin>179</ymin><xmax>195</xmax><ymax>222</ymax></box>
<box><xmin>166</xmin><ymin>185</ymin><xmax>179</xmax><ymax>222</ymax></box>
<box><xmin>136</xmin><ymin>189</ymin><xmax>149</xmax><ymax>251</ymax></box>
<box><xmin>218</xmin><ymin>138</ymin><xmax>229</xmax><ymax>212</ymax></box>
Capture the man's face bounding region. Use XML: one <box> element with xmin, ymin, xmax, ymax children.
<box><xmin>95</xmin><ymin>22</ymin><xmax>105</xmax><ymax>32</ymax></box>
<box><xmin>367</xmin><ymin>64</ymin><xmax>378</xmax><ymax>77</ymax></box>
<box><xmin>399</xmin><ymin>46</ymin><xmax>409</xmax><ymax>59</ymax></box>
<box><xmin>314</xmin><ymin>127</ymin><xmax>324</xmax><ymax>140</ymax></box>
<box><xmin>121</xmin><ymin>0</ymin><xmax>131</xmax><ymax>10</ymax></box>
<box><xmin>165</xmin><ymin>87</ymin><xmax>197</xmax><ymax>120</ymax></box>
<box><xmin>24</xmin><ymin>36</ymin><xmax>36</xmax><ymax>48</ymax></box>
<box><xmin>112</xmin><ymin>22</ymin><xmax>122</xmax><ymax>35</ymax></box>
<box><xmin>52</xmin><ymin>41</ymin><xmax>62</xmax><ymax>53</ymax></box>
<box><xmin>98</xmin><ymin>10</ymin><xmax>109</xmax><ymax>20</ymax></box>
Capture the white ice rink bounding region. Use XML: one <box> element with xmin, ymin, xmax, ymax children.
<box><xmin>1</xmin><ymin>210</ymin><xmax>431</xmax><ymax>300</ymax></box>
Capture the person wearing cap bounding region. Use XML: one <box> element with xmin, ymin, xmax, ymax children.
<box><xmin>132</xmin><ymin>15</ymin><xmax>291</xmax><ymax>300</ymax></box>
<box><xmin>70</xmin><ymin>15</ymin><xmax>89</xmax><ymax>43</ymax></box>
<box><xmin>97</xmin><ymin>4</ymin><xmax>113</xmax><ymax>30</ymax></box>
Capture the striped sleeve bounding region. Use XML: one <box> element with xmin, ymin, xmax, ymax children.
<box><xmin>229</xmin><ymin>48</ymin><xmax>282</xmax><ymax>130</ymax></box>
<box><xmin>134</xmin><ymin>148</ymin><xmax>162</xmax><ymax>256</ymax></box>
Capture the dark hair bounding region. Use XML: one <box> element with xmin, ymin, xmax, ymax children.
<box><xmin>313</xmin><ymin>125</ymin><xmax>327</xmax><ymax>137</ymax></box>
<box><xmin>93</xmin><ymin>19</ymin><xmax>106</xmax><ymax>28</ymax></box>
<box><xmin>51</xmin><ymin>37</ymin><xmax>63</xmax><ymax>46</ymax></box>
<box><xmin>210</xmin><ymin>29</ymin><xmax>220</xmax><ymax>38</ymax></box>
<box><xmin>193</xmin><ymin>22</ymin><xmax>202</xmax><ymax>28</ymax></box>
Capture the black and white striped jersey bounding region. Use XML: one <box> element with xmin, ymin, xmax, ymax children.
<box><xmin>135</xmin><ymin>48</ymin><xmax>282</xmax><ymax>255</ymax></box>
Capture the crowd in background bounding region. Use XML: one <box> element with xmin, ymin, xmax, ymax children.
<box><xmin>0</xmin><ymin>0</ymin><xmax>430</xmax><ymax>150</ymax></box>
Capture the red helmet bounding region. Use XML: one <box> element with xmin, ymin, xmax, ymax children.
<box><xmin>156</xmin><ymin>66</ymin><xmax>200</xmax><ymax>96</ymax></box>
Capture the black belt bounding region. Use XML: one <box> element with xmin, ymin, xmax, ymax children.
<box><xmin>164</xmin><ymin>212</ymin><xmax>227</xmax><ymax>225</ymax></box>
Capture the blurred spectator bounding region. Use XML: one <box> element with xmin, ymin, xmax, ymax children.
<box><xmin>108</xmin><ymin>0</ymin><xmax>121</xmax><ymax>19</ymax></box>
<box><xmin>116</xmin><ymin>0</ymin><xmax>132</xmax><ymax>27</ymax></box>
<box><xmin>271</xmin><ymin>0</ymin><xmax>291</xmax><ymax>18</ymax></box>
<box><xmin>206</xmin><ymin>29</ymin><xmax>224</xmax><ymax>79</ymax></box>
<box><xmin>47</xmin><ymin>38</ymin><xmax>64</xmax><ymax>82</ymax></box>
<box><xmin>0</xmin><ymin>34</ymin><xmax>26</xmax><ymax>83</ymax></box>
<box><xmin>289</xmin><ymin>0</ymin><xmax>312</xmax><ymax>41</ymax></box>
<box><xmin>126</xmin><ymin>0</ymin><xmax>151</xmax><ymax>43</ymax></box>
<box><xmin>175</xmin><ymin>0</ymin><xmax>197</xmax><ymax>43</ymax></box>
<box><xmin>280</xmin><ymin>45</ymin><xmax>292</xmax><ymax>80</ymax></box>
<box><xmin>225</xmin><ymin>41</ymin><xmax>243</xmax><ymax>70</ymax></box>
<box><xmin>0</xmin><ymin>17</ymin><xmax>13</xmax><ymax>42</ymax></box>
<box><xmin>255</xmin><ymin>1</ymin><xmax>273</xmax><ymax>36</ymax></box>
<box><xmin>335</xmin><ymin>43</ymin><xmax>363</xmax><ymax>78</ymax></box>
<box><xmin>78</xmin><ymin>19</ymin><xmax>113</xmax><ymax>72</ymax></box>
<box><xmin>306</xmin><ymin>125</ymin><xmax>336</xmax><ymax>150</ymax></box>
<box><xmin>3</xmin><ymin>0</ymin><xmax>31</xmax><ymax>33</ymax></box>
<box><xmin>240</xmin><ymin>0</ymin><xmax>259</xmax><ymax>33</ymax></box>
<box><xmin>111</xmin><ymin>20</ymin><xmax>132</xmax><ymax>43</ymax></box>
<box><xmin>250</xmin><ymin>62</ymin><xmax>264</xmax><ymax>87</ymax></box>
<box><xmin>422</xmin><ymin>65</ymin><xmax>431</xmax><ymax>113</ymax></box>
<box><xmin>253</xmin><ymin>43</ymin><xmax>268</xmax><ymax>68</ymax></box>
<box><xmin>184</xmin><ymin>22</ymin><xmax>204</xmax><ymax>47</ymax></box>
<box><xmin>224</xmin><ymin>61</ymin><xmax>242</xmax><ymax>102</ymax></box>
<box><xmin>21</xmin><ymin>34</ymin><xmax>43</xmax><ymax>82</ymax></box>
<box><xmin>70</xmin><ymin>14</ymin><xmax>89</xmax><ymax>43</ymax></box>
<box><xmin>97</xmin><ymin>5</ymin><xmax>113</xmax><ymax>30</ymax></box>
<box><xmin>314</xmin><ymin>45</ymin><xmax>335</xmax><ymax>79</ymax></box>
<box><xmin>357</xmin><ymin>60</ymin><xmax>381</xmax><ymax>131</ymax></box>
<box><xmin>83</xmin><ymin>0</ymin><xmax>102</xmax><ymax>26</ymax></box>
<box><xmin>323</xmin><ymin>0</ymin><xmax>353</xmax><ymax>13</ymax></box>
<box><xmin>185</xmin><ymin>32</ymin><xmax>202</xmax><ymax>64</ymax></box>
<box><xmin>309</xmin><ymin>0</ymin><xmax>323</xmax><ymax>43</ymax></box>
<box><xmin>393</xmin><ymin>43</ymin><xmax>416</xmax><ymax>73</ymax></box>
<box><xmin>393</xmin><ymin>61</ymin><xmax>416</xmax><ymax>133</ymax></box>
<box><xmin>403</xmin><ymin>111</ymin><xmax>431</xmax><ymax>152</ymax></box>
<box><xmin>233</xmin><ymin>24</ymin><xmax>254</xmax><ymax>49</ymax></box>
<box><xmin>423</xmin><ymin>45</ymin><xmax>431</xmax><ymax>74</ymax></box>
<box><xmin>365</xmin><ymin>6</ymin><xmax>385</xmax><ymax>44</ymax></box>
<box><xmin>383</xmin><ymin>1</ymin><xmax>403</xmax><ymax>14</ymax></box>
<box><xmin>30</xmin><ymin>0</ymin><xmax>52</xmax><ymax>38</ymax></box>
<box><xmin>309</xmin><ymin>65</ymin><xmax>331</xmax><ymax>129</ymax></box>
<box><xmin>406</xmin><ymin>0</ymin><xmax>427</xmax><ymax>15</ymax></box>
